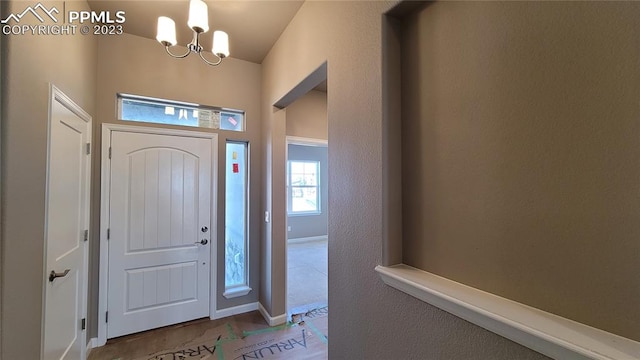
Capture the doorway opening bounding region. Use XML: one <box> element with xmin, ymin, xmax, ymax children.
<box><xmin>284</xmin><ymin>84</ymin><xmax>328</xmax><ymax>315</ymax></box>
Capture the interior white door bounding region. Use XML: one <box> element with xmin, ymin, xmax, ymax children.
<box><xmin>107</xmin><ymin>130</ymin><xmax>212</xmax><ymax>338</ymax></box>
<box><xmin>43</xmin><ymin>89</ymin><xmax>91</xmax><ymax>360</ymax></box>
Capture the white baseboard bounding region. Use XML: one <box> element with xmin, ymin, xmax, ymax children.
<box><xmin>213</xmin><ymin>302</ymin><xmax>259</xmax><ymax>320</ymax></box>
<box><xmin>258</xmin><ymin>302</ymin><xmax>288</xmax><ymax>326</ymax></box>
<box><xmin>86</xmin><ymin>337</ymin><xmax>98</xmax><ymax>355</ymax></box>
<box><xmin>287</xmin><ymin>235</ymin><xmax>328</xmax><ymax>244</ymax></box>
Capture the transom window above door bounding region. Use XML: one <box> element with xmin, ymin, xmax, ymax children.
<box><xmin>118</xmin><ymin>94</ymin><xmax>245</xmax><ymax>132</ymax></box>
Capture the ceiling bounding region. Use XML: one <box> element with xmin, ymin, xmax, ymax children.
<box><xmin>88</xmin><ymin>0</ymin><xmax>304</xmax><ymax>64</ymax></box>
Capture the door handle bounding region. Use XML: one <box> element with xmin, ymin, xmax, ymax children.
<box><xmin>49</xmin><ymin>269</ymin><xmax>70</xmax><ymax>282</ymax></box>
<box><xmin>196</xmin><ymin>239</ymin><xmax>208</xmax><ymax>245</ymax></box>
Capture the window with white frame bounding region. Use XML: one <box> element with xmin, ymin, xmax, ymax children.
<box><xmin>287</xmin><ymin>161</ymin><xmax>320</xmax><ymax>214</ymax></box>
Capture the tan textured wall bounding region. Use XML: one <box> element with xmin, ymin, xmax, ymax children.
<box><xmin>402</xmin><ymin>1</ymin><xmax>640</xmax><ymax>341</ymax></box>
<box><xmin>262</xmin><ymin>1</ymin><xmax>548</xmax><ymax>358</ymax></box>
<box><xmin>286</xmin><ymin>90</ymin><xmax>327</xmax><ymax>140</ymax></box>
<box><xmin>0</xmin><ymin>1</ymin><xmax>97</xmax><ymax>358</ymax></box>
<box><xmin>92</xmin><ymin>33</ymin><xmax>262</xmax><ymax>336</ymax></box>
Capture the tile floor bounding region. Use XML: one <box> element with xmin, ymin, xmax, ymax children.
<box><xmin>287</xmin><ymin>240</ymin><xmax>328</xmax><ymax>311</ymax></box>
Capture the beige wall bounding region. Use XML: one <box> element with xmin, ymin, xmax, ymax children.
<box><xmin>92</xmin><ymin>33</ymin><xmax>262</xmax><ymax>336</ymax></box>
<box><xmin>286</xmin><ymin>89</ymin><xmax>327</xmax><ymax>140</ymax></box>
<box><xmin>261</xmin><ymin>1</ymin><xmax>547</xmax><ymax>358</ymax></box>
<box><xmin>402</xmin><ymin>1</ymin><xmax>640</xmax><ymax>342</ymax></box>
<box><xmin>0</xmin><ymin>1</ymin><xmax>97</xmax><ymax>358</ymax></box>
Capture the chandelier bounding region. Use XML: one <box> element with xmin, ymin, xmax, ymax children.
<box><xmin>156</xmin><ymin>0</ymin><xmax>230</xmax><ymax>66</ymax></box>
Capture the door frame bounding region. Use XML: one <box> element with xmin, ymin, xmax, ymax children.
<box><xmin>43</xmin><ymin>84</ymin><xmax>92</xmax><ymax>358</ymax></box>
<box><xmin>98</xmin><ymin>123</ymin><xmax>218</xmax><ymax>345</ymax></box>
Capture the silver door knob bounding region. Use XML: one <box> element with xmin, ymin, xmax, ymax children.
<box><xmin>196</xmin><ymin>239</ymin><xmax>208</xmax><ymax>245</ymax></box>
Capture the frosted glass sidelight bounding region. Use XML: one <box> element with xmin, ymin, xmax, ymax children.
<box><xmin>225</xmin><ymin>142</ymin><xmax>248</xmax><ymax>288</ymax></box>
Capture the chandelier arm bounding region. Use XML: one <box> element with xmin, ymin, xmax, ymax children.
<box><xmin>198</xmin><ymin>51</ymin><xmax>223</xmax><ymax>66</ymax></box>
<box><xmin>165</xmin><ymin>46</ymin><xmax>192</xmax><ymax>59</ymax></box>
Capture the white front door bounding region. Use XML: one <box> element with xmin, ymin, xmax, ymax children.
<box><xmin>107</xmin><ymin>130</ymin><xmax>213</xmax><ymax>338</ymax></box>
<box><xmin>43</xmin><ymin>86</ymin><xmax>91</xmax><ymax>360</ymax></box>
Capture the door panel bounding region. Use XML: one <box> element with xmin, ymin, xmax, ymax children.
<box><xmin>126</xmin><ymin>262</ymin><xmax>198</xmax><ymax>311</ymax></box>
<box><xmin>108</xmin><ymin>131</ymin><xmax>212</xmax><ymax>338</ymax></box>
<box><xmin>44</xmin><ymin>94</ymin><xmax>90</xmax><ymax>360</ymax></box>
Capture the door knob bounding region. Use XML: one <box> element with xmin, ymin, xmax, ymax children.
<box><xmin>49</xmin><ymin>269</ymin><xmax>70</xmax><ymax>282</ymax></box>
<box><xmin>201</xmin><ymin>226</ymin><xmax>208</xmax><ymax>233</ymax></box>
<box><xmin>196</xmin><ymin>239</ymin><xmax>208</xmax><ymax>245</ymax></box>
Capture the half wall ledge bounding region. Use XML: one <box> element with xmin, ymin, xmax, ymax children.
<box><xmin>375</xmin><ymin>264</ymin><xmax>640</xmax><ymax>360</ymax></box>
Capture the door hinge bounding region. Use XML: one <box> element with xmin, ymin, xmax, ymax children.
<box><xmin>107</xmin><ymin>228</ymin><xmax>110</xmax><ymax>239</ymax></box>
<box><xmin>84</xmin><ymin>229</ymin><xmax>88</xmax><ymax>242</ymax></box>
<box><xmin>108</xmin><ymin>147</ymin><xmax>112</xmax><ymax>159</ymax></box>
<box><xmin>86</xmin><ymin>143</ymin><xmax>91</xmax><ymax>155</ymax></box>
<box><xmin>105</xmin><ymin>311</ymin><xmax>109</xmax><ymax>323</ymax></box>
<box><xmin>81</xmin><ymin>318</ymin><xmax>86</xmax><ymax>330</ymax></box>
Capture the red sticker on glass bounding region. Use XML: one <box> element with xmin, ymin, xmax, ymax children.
<box><xmin>233</xmin><ymin>163</ymin><xmax>239</xmax><ymax>173</ymax></box>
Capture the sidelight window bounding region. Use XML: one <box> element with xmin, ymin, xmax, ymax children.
<box><xmin>224</xmin><ymin>141</ymin><xmax>250</xmax><ymax>297</ymax></box>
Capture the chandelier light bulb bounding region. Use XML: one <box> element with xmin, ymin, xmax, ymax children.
<box><xmin>156</xmin><ymin>16</ymin><xmax>177</xmax><ymax>46</ymax></box>
<box><xmin>213</xmin><ymin>31</ymin><xmax>230</xmax><ymax>58</ymax></box>
<box><xmin>188</xmin><ymin>0</ymin><xmax>209</xmax><ymax>33</ymax></box>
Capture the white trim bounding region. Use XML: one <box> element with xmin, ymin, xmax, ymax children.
<box><xmin>98</xmin><ymin>123</ymin><xmax>218</xmax><ymax>346</ymax></box>
<box><xmin>223</xmin><ymin>285</ymin><xmax>252</xmax><ymax>299</ymax></box>
<box><xmin>86</xmin><ymin>338</ymin><xmax>98</xmax><ymax>357</ymax></box>
<box><xmin>287</xmin><ymin>235</ymin><xmax>328</xmax><ymax>244</ymax></box>
<box><xmin>51</xmin><ymin>85</ymin><xmax>92</xmax><ymax>121</ymax></box>
<box><xmin>376</xmin><ymin>264</ymin><xmax>640</xmax><ymax>360</ymax></box>
<box><xmin>213</xmin><ymin>302</ymin><xmax>258</xmax><ymax>320</ymax></box>
<box><xmin>286</xmin><ymin>136</ymin><xmax>328</xmax><ymax>147</ymax></box>
<box><xmin>101</xmin><ymin>123</ymin><xmax>221</xmax><ymax>139</ymax></box>
<box><xmin>209</xmin><ymin>131</ymin><xmax>219</xmax><ymax>326</ymax></box>
<box><xmin>97</xmin><ymin>124</ymin><xmax>111</xmax><ymax>347</ymax></box>
<box><xmin>44</xmin><ymin>84</ymin><xmax>92</xmax><ymax>359</ymax></box>
<box><xmin>258</xmin><ymin>303</ymin><xmax>288</xmax><ymax>326</ymax></box>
